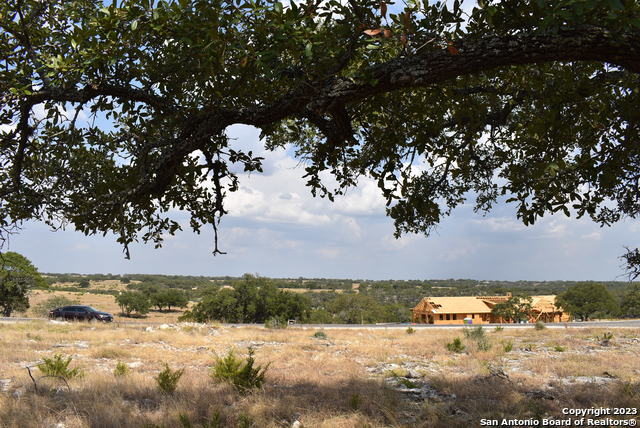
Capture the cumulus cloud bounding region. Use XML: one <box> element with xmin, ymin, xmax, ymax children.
<box><xmin>472</xmin><ymin>216</ymin><xmax>526</xmax><ymax>232</ymax></box>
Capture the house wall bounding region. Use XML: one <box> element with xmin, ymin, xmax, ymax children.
<box><xmin>411</xmin><ymin>296</ymin><xmax>571</xmax><ymax>324</ymax></box>
<box><xmin>429</xmin><ymin>313</ymin><xmax>491</xmax><ymax>324</ymax></box>
<box><xmin>413</xmin><ymin>310</ymin><xmax>570</xmax><ymax>324</ymax></box>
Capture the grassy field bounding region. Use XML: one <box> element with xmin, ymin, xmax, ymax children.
<box><xmin>0</xmin><ymin>321</ymin><xmax>638</xmax><ymax>427</ymax></box>
<box><xmin>27</xmin><ymin>290</ymin><xmax>190</xmax><ymax>323</ymax></box>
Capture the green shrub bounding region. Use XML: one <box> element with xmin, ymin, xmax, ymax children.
<box><xmin>446</xmin><ymin>337</ymin><xmax>465</xmax><ymax>353</ymax></box>
<box><xmin>502</xmin><ymin>340</ymin><xmax>514</xmax><ymax>353</ymax></box>
<box><xmin>463</xmin><ymin>326</ymin><xmax>485</xmax><ymax>340</ymax></box>
<box><xmin>264</xmin><ymin>317</ymin><xmax>287</xmax><ymax>329</ymax></box>
<box><xmin>553</xmin><ymin>344</ymin><xmax>565</xmax><ymax>352</ymax></box>
<box><xmin>116</xmin><ymin>291</ymin><xmax>151</xmax><ymax>317</ymax></box>
<box><xmin>37</xmin><ymin>354</ymin><xmax>82</xmax><ymax>380</ymax></box>
<box><xmin>210</xmin><ymin>348</ymin><xmax>269</xmax><ymax>393</ymax></box>
<box><xmin>312</xmin><ymin>330</ymin><xmax>328</xmax><ymax>340</ymax></box>
<box><xmin>178</xmin><ymin>412</ymin><xmax>224</xmax><ymax>428</ymax></box>
<box><xmin>463</xmin><ymin>326</ymin><xmax>491</xmax><ymax>350</ymax></box>
<box><xmin>114</xmin><ymin>362</ymin><xmax>130</xmax><ymax>376</ymax></box>
<box><xmin>398</xmin><ymin>378</ymin><xmax>418</xmax><ymax>388</ymax></box>
<box><xmin>236</xmin><ymin>415</ymin><xmax>253</xmax><ymax>428</ymax></box>
<box><xmin>597</xmin><ymin>331</ymin><xmax>614</xmax><ymax>346</ymax></box>
<box><xmin>475</xmin><ymin>336</ymin><xmax>492</xmax><ymax>351</ymax></box>
<box><xmin>598</xmin><ymin>332</ymin><xmax>614</xmax><ymax>341</ymax></box>
<box><xmin>156</xmin><ymin>364</ymin><xmax>184</xmax><ymax>394</ymax></box>
<box><xmin>534</xmin><ymin>321</ymin><xmax>546</xmax><ymax>330</ymax></box>
<box><xmin>494</xmin><ymin>326</ymin><xmax>504</xmax><ymax>332</ymax></box>
<box><xmin>348</xmin><ymin>393</ymin><xmax>362</xmax><ymax>410</ymax></box>
<box><xmin>406</xmin><ymin>326</ymin><xmax>415</xmax><ymax>334</ymax></box>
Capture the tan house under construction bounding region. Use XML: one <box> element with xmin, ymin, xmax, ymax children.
<box><xmin>411</xmin><ymin>294</ymin><xmax>570</xmax><ymax>324</ymax></box>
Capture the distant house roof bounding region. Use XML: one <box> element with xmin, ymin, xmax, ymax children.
<box><xmin>530</xmin><ymin>295</ymin><xmax>561</xmax><ymax>312</ymax></box>
<box><xmin>414</xmin><ymin>297</ymin><xmax>493</xmax><ymax>314</ymax></box>
<box><xmin>413</xmin><ymin>295</ymin><xmax>561</xmax><ymax>314</ymax></box>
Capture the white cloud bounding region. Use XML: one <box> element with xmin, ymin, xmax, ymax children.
<box><xmin>316</xmin><ymin>247</ymin><xmax>343</xmax><ymax>259</ymax></box>
<box><xmin>542</xmin><ymin>218</ymin><xmax>569</xmax><ymax>238</ymax></box>
<box><xmin>580</xmin><ymin>231</ymin><xmax>602</xmax><ymax>240</ymax></box>
<box><xmin>332</xmin><ymin>179</ymin><xmax>386</xmax><ymax>216</ymax></box>
<box><xmin>472</xmin><ymin>216</ymin><xmax>526</xmax><ymax>232</ymax></box>
<box><xmin>381</xmin><ymin>233</ymin><xmax>419</xmax><ymax>250</ymax></box>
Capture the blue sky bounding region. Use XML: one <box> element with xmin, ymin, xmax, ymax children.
<box><xmin>7</xmin><ymin>125</ymin><xmax>639</xmax><ymax>281</ymax></box>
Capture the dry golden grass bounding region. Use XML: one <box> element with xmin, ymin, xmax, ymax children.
<box><xmin>0</xmin><ymin>323</ymin><xmax>638</xmax><ymax>427</ymax></box>
<box><xmin>280</xmin><ymin>288</ymin><xmax>344</xmax><ymax>294</ymax></box>
<box><xmin>25</xmin><ymin>290</ymin><xmax>191</xmax><ymax>323</ymax></box>
<box><xmin>49</xmin><ymin>279</ymin><xmax>136</xmax><ymax>292</ymax></box>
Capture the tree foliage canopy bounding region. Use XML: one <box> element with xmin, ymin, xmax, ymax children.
<box><xmin>0</xmin><ymin>251</ymin><xmax>45</xmax><ymax>316</ymax></box>
<box><xmin>555</xmin><ymin>282</ymin><xmax>619</xmax><ymax>320</ymax></box>
<box><xmin>115</xmin><ymin>290</ymin><xmax>151</xmax><ymax>316</ymax></box>
<box><xmin>620</xmin><ymin>283</ymin><xmax>640</xmax><ymax>318</ymax></box>
<box><xmin>183</xmin><ymin>274</ymin><xmax>310</xmax><ymax>322</ymax></box>
<box><xmin>1</xmin><ymin>0</ymin><xmax>639</xmax><ymax>265</ymax></box>
<box><xmin>490</xmin><ymin>295</ymin><xmax>533</xmax><ymax>323</ymax></box>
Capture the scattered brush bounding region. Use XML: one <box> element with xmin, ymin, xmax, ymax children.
<box><xmin>597</xmin><ymin>332</ymin><xmax>614</xmax><ymax>346</ymax></box>
<box><xmin>475</xmin><ymin>336</ymin><xmax>492</xmax><ymax>351</ymax></box>
<box><xmin>494</xmin><ymin>326</ymin><xmax>504</xmax><ymax>332</ymax></box>
<box><xmin>446</xmin><ymin>338</ymin><xmax>465</xmax><ymax>353</ymax></box>
<box><xmin>156</xmin><ymin>364</ymin><xmax>184</xmax><ymax>394</ymax></box>
<box><xmin>177</xmin><ymin>412</ymin><xmax>224</xmax><ymax>428</ymax></box>
<box><xmin>210</xmin><ymin>348</ymin><xmax>269</xmax><ymax>393</ymax></box>
<box><xmin>37</xmin><ymin>354</ymin><xmax>82</xmax><ymax>380</ymax></box>
<box><xmin>348</xmin><ymin>393</ymin><xmax>362</xmax><ymax>410</ymax></box>
<box><xmin>534</xmin><ymin>321</ymin><xmax>546</xmax><ymax>330</ymax></box>
<box><xmin>553</xmin><ymin>344</ymin><xmax>565</xmax><ymax>352</ymax></box>
<box><xmin>463</xmin><ymin>326</ymin><xmax>486</xmax><ymax>340</ymax></box>
<box><xmin>312</xmin><ymin>330</ymin><xmax>328</xmax><ymax>340</ymax></box>
<box><xmin>406</xmin><ymin>326</ymin><xmax>416</xmax><ymax>334</ymax></box>
<box><xmin>264</xmin><ymin>317</ymin><xmax>287</xmax><ymax>329</ymax></box>
<box><xmin>113</xmin><ymin>361</ymin><xmax>130</xmax><ymax>376</ymax></box>
<box><xmin>502</xmin><ymin>340</ymin><xmax>514</xmax><ymax>353</ymax></box>
<box><xmin>463</xmin><ymin>326</ymin><xmax>491</xmax><ymax>351</ymax></box>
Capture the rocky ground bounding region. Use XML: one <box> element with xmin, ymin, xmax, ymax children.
<box><xmin>0</xmin><ymin>321</ymin><xmax>639</xmax><ymax>427</ymax></box>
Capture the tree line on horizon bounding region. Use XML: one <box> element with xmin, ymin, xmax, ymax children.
<box><xmin>3</xmin><ymin>253</ymin><xmax>640</xmax><ymax>322</ymax></box>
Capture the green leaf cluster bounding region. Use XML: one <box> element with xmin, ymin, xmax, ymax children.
<box><xmin>0</xmin><ymin>252</ymin><xmax>45</xmax><ymax>317</ymax></box>
<box><xmin>555</xmin><ymin>282</ymin><xmax>619</xmax><ymax>321</ymax></box>
<box><xmin>181</xmin><ymin>274</ymin><xmax>309</xmax><ymax>323</ymax></box>
<box><xmin>115</xmin><ymin>290</ymin><xmax>151</xmax><ymax>316</ymax></box>
<box><xmin>37</xmin><ymin>353</ymin><xmax>82</xmax><ymax>380</ymax></box>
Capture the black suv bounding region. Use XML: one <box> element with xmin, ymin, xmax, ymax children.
<box><xmin>48</xmin><ymin>306</ymin><xmax>113</xmax><ymax>322</ymax></box>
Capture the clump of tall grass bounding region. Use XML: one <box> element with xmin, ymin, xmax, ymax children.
<box><xmin>464</xmin><ymin>326</ymin><xmax>485</xmax><ymax>340</ymax></box>
<box><xmin>464</xmin><ymin>326</ymin><xmax>492</xmax><ymax>351</ymax></box>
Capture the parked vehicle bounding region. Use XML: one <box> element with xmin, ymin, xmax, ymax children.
<box><xmin>48</xmin><ymin>306</ymin><xmax>113</xmax><ymax>322</ymax></box>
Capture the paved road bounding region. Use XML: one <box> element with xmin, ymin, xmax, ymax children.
<box><xmin>1</xmin><ymin>317</ymin><xmax>639</xmax><ymax>329</ymax></box>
